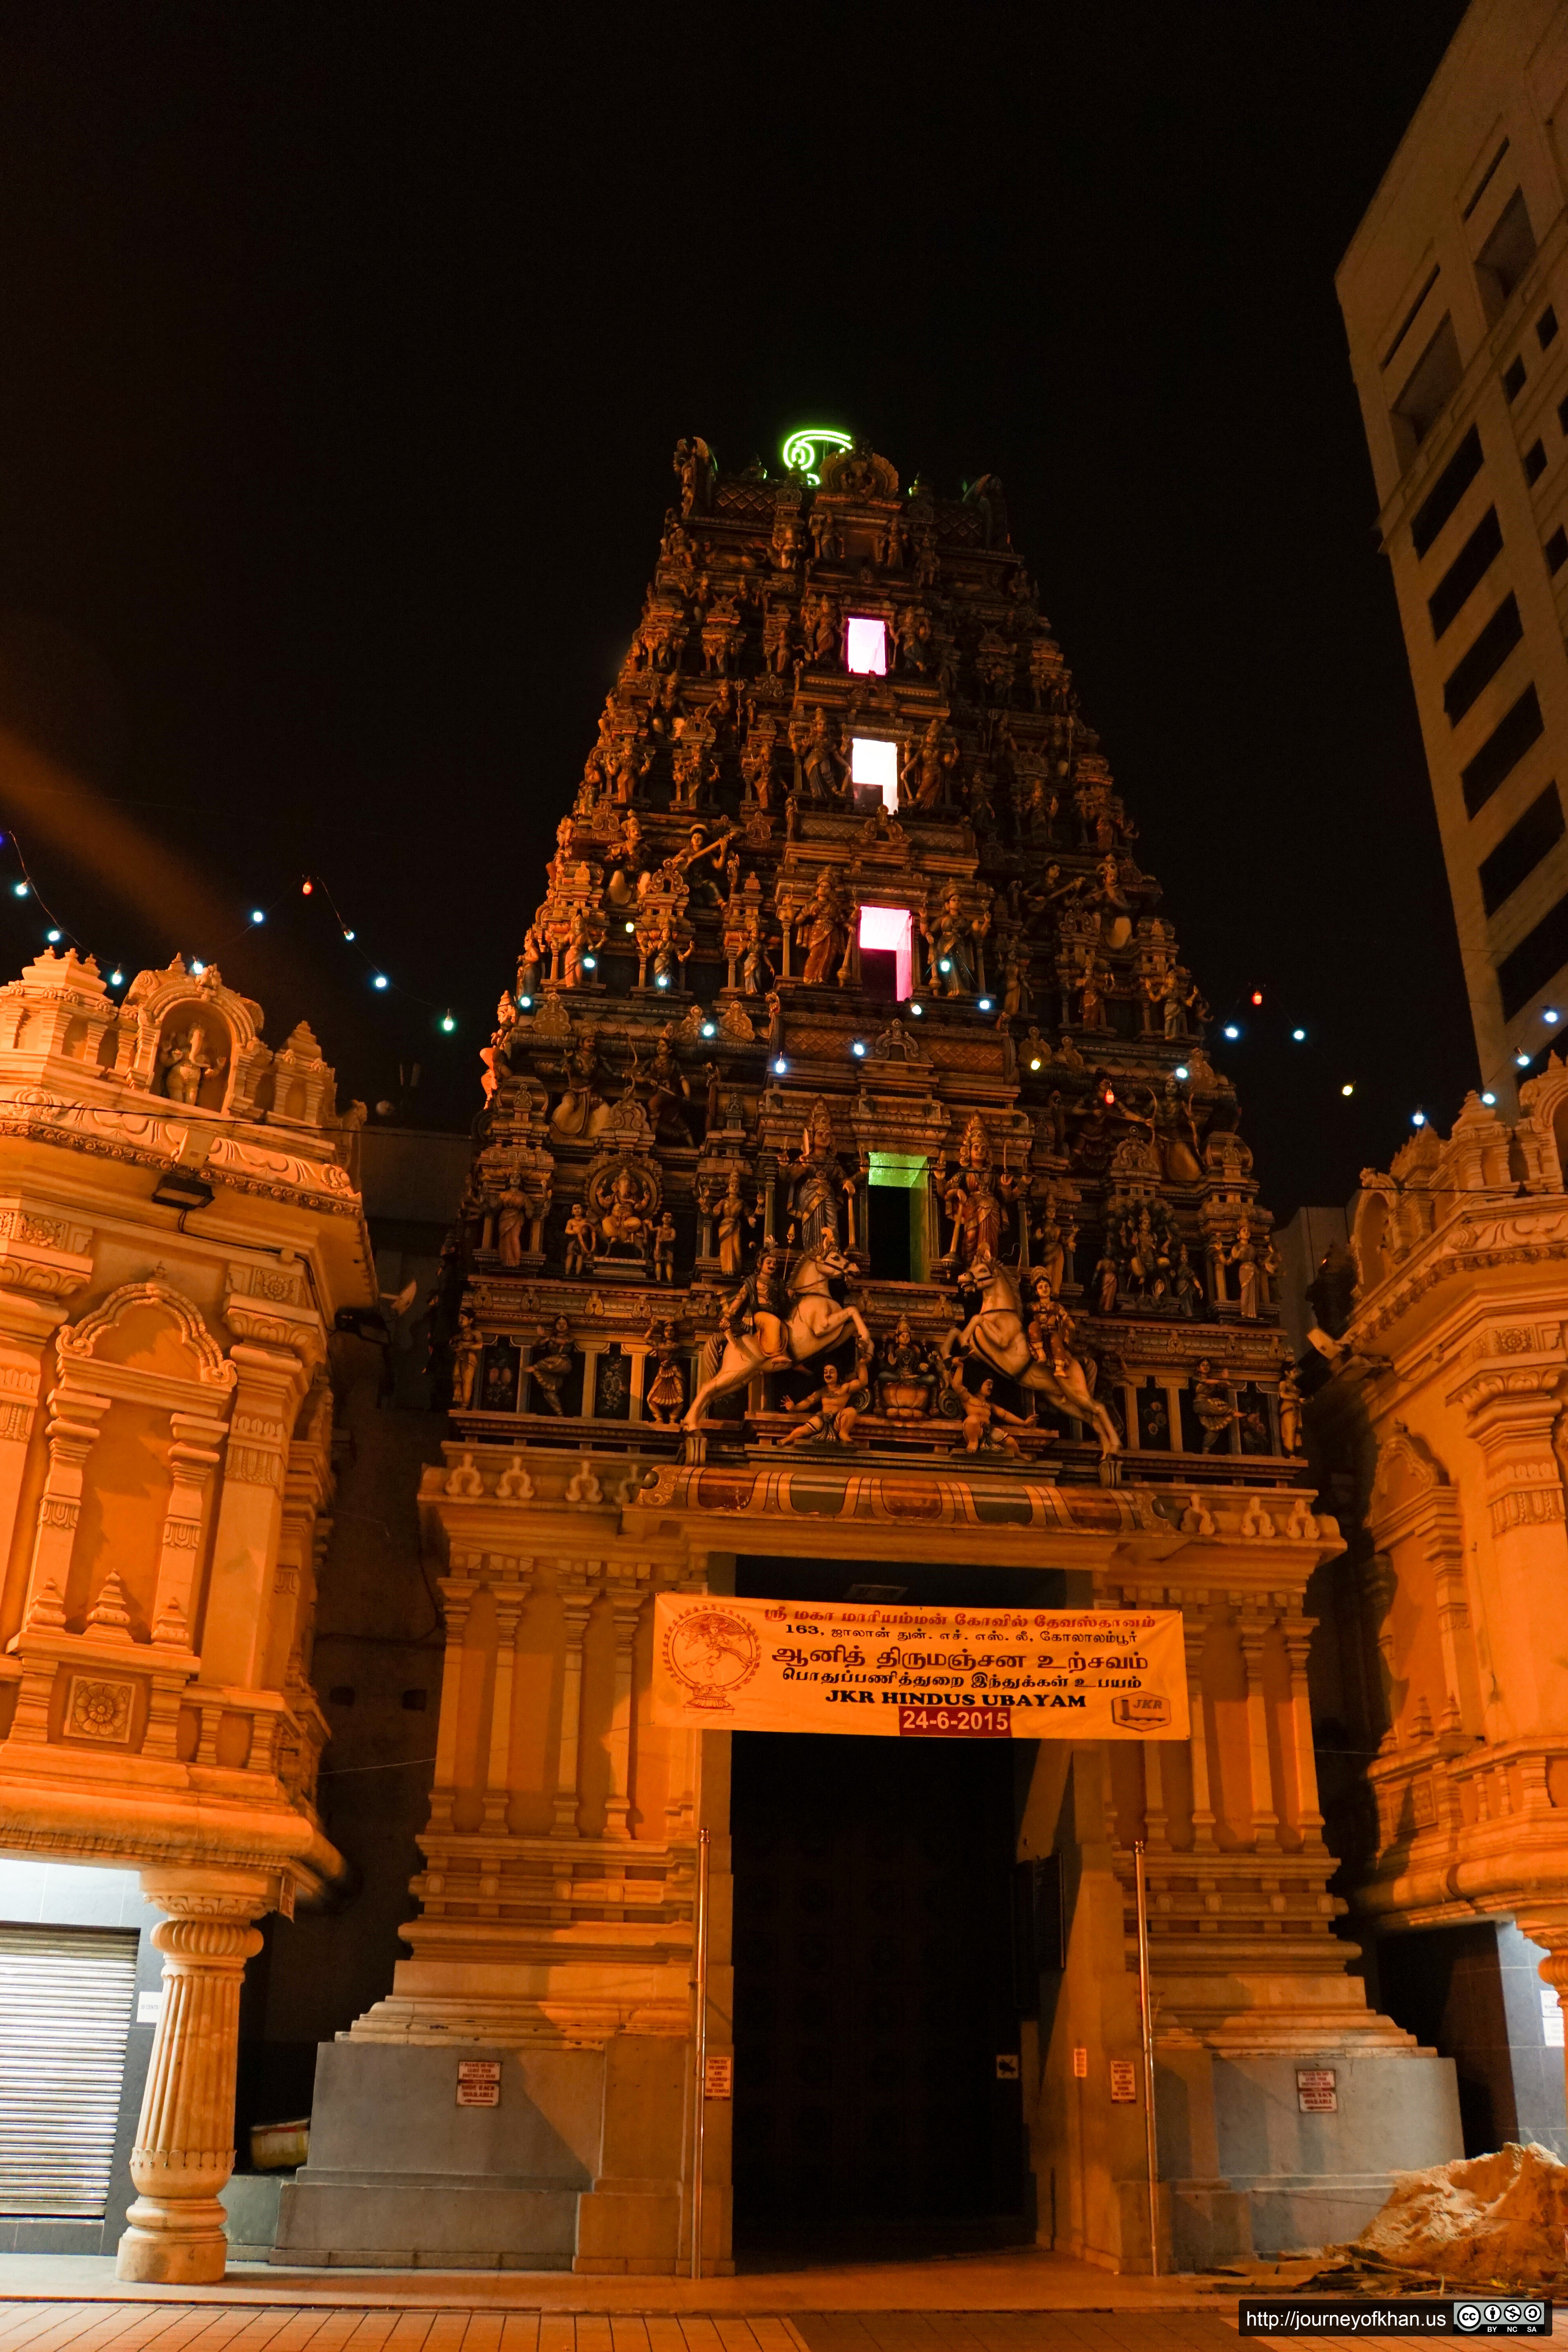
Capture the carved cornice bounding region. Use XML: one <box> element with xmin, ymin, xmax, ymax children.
<box><xmin>1352</xmin><ymin>1198</ymin><xmax>1568</xmax><ymax>1345</ymax></box>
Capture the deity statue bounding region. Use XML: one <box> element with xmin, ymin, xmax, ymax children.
<box><xmin>598</xmin><ymin>1166</ymin><xmax>653</xmax><ymax>1254</ymax></box>
<box><xmin>943</xmin><ymin>1166</ymin><xmax>1006</xmax><ymax>1274</ymax></box>
<box><xmin>550</xmin><ymin>1033</ymin><xmax>608</xmax><ymax>1141</ymax></box>
<box><xmin>794</xmin><ymin>870</ymin><xmax>850</xmax><ymax>987</ymax></box>
<box><xmin>563</xmin><ymin>1201</ymin><xmax>596</xmax><ymax>1278</ymax></box>
<box><xmin>517</xmin><ymin>926</ymin><xmax>545</xmax><ymax>1001</ymax></box>
<box><xmin>795</xmin><ymin>705</ymin><xmax>846</xmax><ymax>804</ymax></box>
<box><xmin>1172</xmin><ymin>1242</ymin><xmax>1203</xmax><ymax>1318</ymax></box>
<box><xmin>644</xmin><ymin>1320</ymin><xmax>686</xmax><ymax>1425</ymax></box>
<box><xmin>450</xmin><ymin>1311</ymin><xmax>482</xmax><ymax>1412</ymax></box>
<box><xmin>782</xmin><ymin>1363</ymin><xmax>867</xmax><ymax>1448</ymax></box>
<box><xmin>652</xmin><ymin>1209</ymin><xmax>678</xmax><ymax>1283</ymax></box>
<box><xmin>922</xmin><ymin>886</ymin><xmax>985</xmax><ymax>995</ymax></box>
<box><xmin>786</xmin><ymin>1144</ymin><xmax>855</xmax><ymax>1255</ymax></box>
<box><xmin>646</xmin><ymin>1031</ymin><xmax>691</xmax><ymax>1142</ymax></box>
<box><xmin>159</xmin><ymin>1025</ymin><xmax>223</xmax><ymax>1107</ymax></box>
<box><xmin>495</xmin><ymin>1183</ymin><xmax>530</xmax><ymax>1269</ymax></box>
<box><xmin>713</xmin><ymin>1169</ymin><xmax>755</xmax><ymax>1278</ymax></box>
<box><xmin>951</xmin><ymin>1375</ymin><xmax>1033</xmax><ymax>1456</ymax></box>
<box><xmin>1278</xmin><ymin>1367</ymin><xmax>1304</xmax><ymax>1458</ymax></box>
<box><xmin>1227</xmin><ymin>1220</ymin><xmax>1276</xmax><ymax>1320</ymax></box>
<box><xmin>877</xmin><ymin>1316</ymin><xmax>936</xmax><ymax>1419</ymax></box>
<box><xmin>899</xmin><ymin>717</ymin><xmax>957</xmax><ymax>809</ymax></box>
<box><xmin>1192</xmin><ymin>1360</ymin><xmax>1240</xmax><ymax>1453</ymax></box>
<box><xmin>740</xmin><ymin>912</ymin><xmax>773</xmax><ymax>998</ymax></box>
<box><xmin>524</xmin><ymin>1319</ymin><xmax>576</xmax><ymax>1416</ymax></box>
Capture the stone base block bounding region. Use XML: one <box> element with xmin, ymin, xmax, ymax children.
<box><xmin>1167</xmin><ymin>2181</ymin><xmax>1253</xmax><ymax>2270</ymax></box>
<box><xmin>274</xmin><ymin>2181</ymin><xmax>577</xmax><ymax>2268</ymax></box>
<box><xmin>220</xmin><ymin>2172</ymin><xmax>286</xmax><ymax>2259</ymax></box>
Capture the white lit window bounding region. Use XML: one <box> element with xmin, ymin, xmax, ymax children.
<box><xmin>859</xmin><ymin>904</ymin><xmax>913</xmax><ymax>999</ymax></box>
<box><xmin>846</xmin><ymin>616</ymin><xmax>887</xmax><ymax>675</ymax></box>
<box><xmin>851</xmin><ymin>737</ymin><xmax>898</xmax><ymax>811</ymax></box>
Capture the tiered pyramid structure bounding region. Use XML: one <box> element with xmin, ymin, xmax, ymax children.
<box><xmin>453</xmin><ymin>433</ymin><xmax>1291</xmax><ymax>1474</ymax></box>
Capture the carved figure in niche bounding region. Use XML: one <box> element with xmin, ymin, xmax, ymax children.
<box><xmin>597</xmin><ymin>1164</ymin><xmax>656</xmax><ymax>1254</ymax></box>
<box><xmin>810</xmin><ymin>595</ymin><xmax>839</xmax><ymax>662</ymax></box>
<box><xmin>1077</xmin><ymin>956</ymin><xmax>1108</xmax><ymax>1029</ymax></box>
<box><xmin>608</xmin><ymin>735</ymin><xmax>653</xmax><ymax>807</ymax></box>
<box><xmin>1093</xmin><ymin>1248</ymin><xmax>1119</xmax><ymax>1316</ymax></box>
<box><xmin>881</xmin><ymin>512</ymin><xmax>907</xmax><ymax>569</ymax></box>
<box><xmin>762</xmin><ymin>603</ymin><xmax>793</xmax><ymax>677</ymax></box>
<box><xmin>651</xmin><ymin>913</ymin><xmax>693</xmax><ymax>992</ymax></box>
<box><xmin>1173</xmin><ymin>1243</ymin><xmax>1203</xmax><ymax>1318</ymax></box>
<box><xmin>786</xmin><ymin>1109</ymin><xmax>856</xmax><ymax>1254</ymax></box>
<box><xmin>1192</xmin><ymin>1360</ymin><xmax>1239</xmax><ymax>1452</ymax></box>
<box><xmin>739</xmin><ymin>913</ymin><xmax>773</xmax><ymax>998</ymax></box>
<box><xmin>1000</xmin><ymin>941</ymin><xmax>1032</xmax><ymax>1019</ymax></box>
<box><xmin>1156</xmin><ymin>1079</ymin><xmax>1204</xmax><ymax>1183</ymax></box>
<box><xmin>897</xmin><ymin>606</ymin><xmax>936</xmax><ymax>675</ymax></box>
<box><xmin>1227</xmin><ymin>1220</ymin><xmax>1275</xmax><ymax>1319</ymax></box>
<box><xmin>159</xmin><ymin>1024</ymin><xmax>224</xmax><ymax>1106</ymax></box>
<box><xmin>944</xmin><ymin>1166</ymin><xmax>1006</xmax><ymax>1274</ymax></box>
<box><xmin>782</xmin><ymin>1362</ymin><xmax>868</xmax><ymax>1447</ymax></box>
<box><xmin>764</xmin><ymin>989</ymin><xmax>786</xmax><ymax>1059</ymax></box>
<box><xmin>714</xmin><ymin>1170</ymin><xmax>755</xmax><ymax>1278</ymax></box>
<box><xmin>606</xmin><ymin>814</ymin><xmax>649</xmax><ymax>910</ymax></box>
<box><xmin>450</xmin><ymin>1311</ymin><xmax>481</xmax><ymax>1411</ymax></box>
<box><xmin>1278</xmin><ymin>1367</ymin><xmax>1304</xmax><ymax>1458</ymax></box>
<box><xmin>900</xmin><ymin>717</ymin><xmax>957</xmax><ymax>809</ymax></box>
<box><xmin>877</xmin><ymin>1316</ymin><xmax>936</xmax><ymax>1419</ymax></box>
<box><xmin>796</xmin><ymin>706</ymin><xmax>846</xmax><ymax>804</ymax></box>
<box><xmin>525</xmin><ymin>1319</ymin><xmax>576</xmax><ymax>1416</ymax></box>
<box><xmin>646</xmin><ymin>1031</ymin><xmax>692</xmax><ymax>1142</ymax></box>
<box><xmin>673</xmin><ymin>436</ymin><xmax>715</xmax><ymax>519</ymax></box>
<box><xmin>550</xmin><ymin>1033</ymin><xmax>609</xmax><ymax>1141</ymax></box>
<box><xmin>923</xmin><ymin>887</ymin><xmax>984</xmax><ymax>995</ymax></box>
<box><xmin>517</xmin><ymin>927</ymin><xmax>545</xmax><ymax>1001</ymax></box>
<box><xmin>795</xmin><ymin>870</ymin><xmax>851</xmax><ymax>986</ymax></box>
<box><xmin>564</xmin><ymin>1201</ymin><xmax>597</xmax><ymax>1278</ymax></box>
<box><xmin>563</xmin><ymin>907</ymin><xmax>604</xmax><ymax>988</ymax></box>
<box><xmin>702</xmin><ymin>1060</ymin><xmax>723</xmax><ymax>1134</ymax></box>
<box><xmin>496</xmin><ymin>1184</ymin><xmax>530</xmax><ymax>1268</ymax></box>
<box><xmin>652</xmin><ymin>1209</ymin><xmax>678</xmax><ymax>1283</ymax></box>
<box><xmin>644</xmin><ymin>1320</ymin><xmax>686</xmax><ymax>1424</ymax></box>
<box><xmin>1033</xmin><ymin>1192</ymin><xmax>1074</xmax><ymax>1294</ymax></box>
<box><xmin>955</xmin><ymin>1376</ymin><xmax>1032</xmax><ymax>1456</ymax></box>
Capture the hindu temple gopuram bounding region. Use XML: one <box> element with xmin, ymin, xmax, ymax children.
<box><xmin>263</xmin><ymin>434</ymin><xmax>1464</xmax><ymax>2276</ymax></box>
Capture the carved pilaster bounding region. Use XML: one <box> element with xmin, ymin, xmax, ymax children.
<box><xmin>1281</xmin><ymin>1615</ymin><xmax>1327</xmax><ymax>1851</ymax></box>
<box><xmin>20</xmin><ymin>1385</ymin><xmax>111</xmax><ymax>1630</ymax></box>
<box><xmin>481</xmin><ymin>1557</ymin><xmax>530</xmax><ymax>1835</ymax></box>
<box><xmin>428</xmin><ymin>1557</ymin><xmax>482</xmax><ymax>1836</ymax></box>
<box><xmin>1238</xmin><ymin>1609</ymin><xmax>1281</xmax><ymax>1852</ymax></box>
<box><xmin>553</xmin><ymin>1572</ymin><xmax>600</xmax><ymax>1838</ymax></box>
<box><xmin>1183</xmin><ymin>1612</ymin><xmax>1216</xmax><ymax>1851</ymax></box>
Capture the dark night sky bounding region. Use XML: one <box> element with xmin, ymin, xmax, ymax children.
<box><xmin>0</xmin><ymin>3</ymin><xmax>1475</xmax><ymax>1214</ymax></box>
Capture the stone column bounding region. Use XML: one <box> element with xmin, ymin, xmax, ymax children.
<box><xmin>115</xmin><ymin>1864</ymin><xmax>272</xmax><ymax>2285</ymax></box>
<box><xmin>201</xmin><ymin>1342</ymin><xmax>308</xmax><ymax>1690</ymax></box>
<box><xmin>20</xmin><ymin>1383</ymin><xmax>110</xmax><ymax>1625</ymax></box>
<box><xmin>1238</xmin><ymin>1610</ymin><xmax>1281</xmax><ymax>1852</ymax></box>
<box><xmin>1184</xmin><ymin>1613</ymin><xmax>1217</xmax><ymax>1850</ymax></box>
<box><xmin>427</xmin><ymin>1555</ymin><xmax>482</xmax><ymax>1837</ymax></box>
<box><xmin>603</xmin><ymin>1576</ymin><xmax>646</xmax><ymax>1840</ymax></box>
<box><xmin>0</xmin><ymin>1283</ymin><xmax>80</xmax><ymax>1572</ymax></box>
<box><xmin>149</xmin><ymin>1412</ymin><xmax>228</xmax><ymax>1648</ymax></box>
<box><xmin>553</xmin><ymin>1574</ymin><xmax>599</xmax><ymax>1836</ymax></box>
<box><xmin>481</xmin><ymin>1558</ymin><xmax>528</xmax><ymax>1835</ymax></box>
<box><xmin>1281</xmin><ymin>1614</ymin><xmax>1327</xmax><ymax>1851</ymax></box>
<box><xmin>1452</xmin><ymin>1354</ymin><xmax>1568</xmax><ymax>1737</ymax></box>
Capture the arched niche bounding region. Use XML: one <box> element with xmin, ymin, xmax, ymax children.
<box><xmin>154</xmin><ymin>1003</ymin><xmax>234</xmax><ymax>1112</ymax></box>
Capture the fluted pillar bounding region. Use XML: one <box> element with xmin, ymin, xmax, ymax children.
<box><xmin>115</xmin><ymin>1865</ymin><xmax>272</xmax><ymax>2284</ymax></box>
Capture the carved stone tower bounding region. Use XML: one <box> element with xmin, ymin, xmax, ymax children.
<box><xmin>280</xmin><ymin>436</ymin><xmax>1462</xmax><ymax>2275</ymax></box>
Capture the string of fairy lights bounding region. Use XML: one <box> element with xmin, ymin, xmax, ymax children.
<box><xmin>0</xmin><ymin>822</ymin><xmax>1541</xmax><ymax>1125</ymax></box>
<box><xmin>0</xmin><ymin>834</ymin><xmax>464</xmax><ymax>1036</ymax></box>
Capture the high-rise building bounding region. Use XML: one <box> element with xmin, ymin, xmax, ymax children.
<box><xmin>1338</xmin><ymin>0</ymin><xmax>1568</xmax><ymax>1104</ymax></box>
<box><xmin>276</xmin><ymin>431</ymin><xmax>1460</xmax><ymax>2276</ymax></box>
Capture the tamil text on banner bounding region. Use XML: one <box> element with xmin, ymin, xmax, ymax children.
<box><xmin>650</xmin><ymin>1593</ymin><xmax>1189</xmax><ymax>1740</ymax></box>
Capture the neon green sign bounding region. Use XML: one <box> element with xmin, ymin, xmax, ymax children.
<box><xmin>780</xmin><ymin>427</ymin><xmax>853</xmax><ymax>485</ymax></box>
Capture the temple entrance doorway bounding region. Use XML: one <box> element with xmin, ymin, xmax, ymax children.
<box><xmin>729</xmin><ymin>1553</ymin><xmax>1078</xmax><ymax>2253</ymax></box>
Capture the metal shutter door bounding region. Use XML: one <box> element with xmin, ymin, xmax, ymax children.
<box><xmin>0</xmin><ymin>1924</ymin><xmax>139</xmax><ymax>2216</ymax></box>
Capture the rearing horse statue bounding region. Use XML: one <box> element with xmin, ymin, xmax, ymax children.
<box><xmin>683</xmin><ymin>1245</ymin><xmax>871</xmax><ymax>1428</ymax></box>
<box><xmin>942</xmin><ymin>1258</ymin><xmax>1122</xmax><ymax>1459</ymax></box>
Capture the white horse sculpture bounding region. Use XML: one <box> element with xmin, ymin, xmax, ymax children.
<box><xmin>943</xmin><ymin>1258</ymin><xmax>1122</xmax><ymax>1459</ymax></box>
<box><xmin>683</xmin><ymin>1245</ymin><xmax>871</xmax><ymax>1429</ymax></box>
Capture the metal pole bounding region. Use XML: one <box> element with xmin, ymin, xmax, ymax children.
<box><xmin>1134</xmin><ymin>1838</ymin><xmax>1159</xmax><ymax>2278</ymax></box>
<box><xmin>690</xmin><ymin>1824</ymin><xmax>711</xmax><ymax>2281</ymax></box>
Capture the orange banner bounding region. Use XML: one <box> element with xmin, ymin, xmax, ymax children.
<box><xmin>650</xmin><ymin>1593</ymin><xmax>1189</xmax><ymax>1739</ymax></box>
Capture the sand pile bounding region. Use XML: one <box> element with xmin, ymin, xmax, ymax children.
<box><xmin>1354</xmin><ymin>2143</ymin><xmax>1568</xmax><ymax>2285</ymax></box>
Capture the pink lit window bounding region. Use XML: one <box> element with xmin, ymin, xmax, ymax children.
<box><xmin>850</xmin><ymin>736</ymin><xmax>899</xmax><ymax>812</ymax></box>
<box><xmin>846</xmin><ymin>616</ymin><xmax>887</xmax><ymax>675</ymax></box>
<box><xmin>859</xmin><ymin>904</ymin><xmax>913</xmax><ymax>1000</ymax></box>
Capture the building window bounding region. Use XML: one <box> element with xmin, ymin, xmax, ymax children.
<box><xmin>1547</xmin><ymin>527</ymin><xmax>1568</xmax><ymax>574</ymax></box>
<box><xmin>1428</xmin><ymin>506</ymin><xmax>1503</xmax><ymax>639</ymax></box>
<box><xmin>858</xmin><ymin>904</ymin><xmax>913</xmax><ymax>999</ymax></box>
<box><xmin>1381</xmin><ymin>265</ymin><xmax>1441</xmax><ymax>374</ymax></box>
<box><xmin>1463</xmin><ymin>138</ymin><xmax>1510</xmax><ymax>221</ymax></box>
<box><xmin>1462</xmin><ymin>684</ymin><xmax>1544</xmax><ymax>817</ymax></box>
<box><xmin>1539</xmin><ymin>305</ymin><xmax>1559</xmax><ymax>350</ymax></box>
<box><xmin>1443</xmin><ymin>593</ymin><xmax>1524</xmax><ymax>724</ymax></box>
<box><xmin>1392</xmin><ymin>316</ymin><xmax>1463</xmax><ymax>459</ymax></box>
<box><xmin>1475</xmin><ymin>189</ymin><xmax>1537</xmax><ymax>325</ymax></box>
<box><xmin>1504</xmin><ymin>354</ymin><xmax>1528</xmax><ymax>402</ymax></box>
<box><xmin>1499</xmin><ymin>886</ymin><xmax>1568</xmax><ymax>1019</ymax></box>
<box><xmin>1479</xmin><ymin>783</ymin><xmax>1565</xmax><ymax>915</ymax></box>
<box><xmin>845</xmin><ymin>617</ymin><xmax>887</xmax><ymax>675</ymax></box>
<box><xmin>849</xmin><ymin>737</ymin><xmax>898</xmax><ymax>812</ymax></box>
<box><xmin>866</xmin><ymin>1152</ymin><xmax>928</xmax><ymax>1282</ymax></box>
<box><xmin>1412</xmin><ymin>425</ymin><xmax>1483</xmax><ymax>558</ymax></box>
<box><xmin>1526</xmin><ymin>440</ymin><xmax>1548</xmax><ymax>486</ymax></box>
